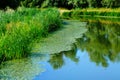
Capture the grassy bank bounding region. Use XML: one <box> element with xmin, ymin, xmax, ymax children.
<box><xmin>61</xmin><ymin>8</ymin><xmax>120</xmax><ymax>19</ymax></box>
<box><xmin>0</xmin><ymin>8</ymin><xmax>62</xmax><ymax>63</ymax></box>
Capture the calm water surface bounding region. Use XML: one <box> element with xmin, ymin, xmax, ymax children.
<box><xmin>0</xmin><ymin>18</ymin><xmax>120</xmax><ymax>80</ymax></box>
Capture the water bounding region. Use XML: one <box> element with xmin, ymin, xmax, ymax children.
<box><xmin>34</xmin><ymin>50</ymin><xmax>120</xmax><ymax>80</ymax></box>
<box><xmin>0</xmin><ymin>18</ymin><xmax>120</xmax><ymax>80</ymax></box>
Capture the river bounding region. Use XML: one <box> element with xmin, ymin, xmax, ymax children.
<box><xmin>0</xmin><ymin>18</ymin><xmax>120</xmax><ymax>80</ymax></box>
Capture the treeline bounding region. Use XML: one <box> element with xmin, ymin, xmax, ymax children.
<box><xmin>0</xmin><ymin>0</ymin><xmax>120</xmax><ymax>9</ymax></box>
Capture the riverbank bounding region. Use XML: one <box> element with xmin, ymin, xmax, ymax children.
<box><xmin>0</xmin><ymin>18</ymin><xmax>120</xmax><ymax>80</ymax></box>
<box><xmin>0</xmin><ymin>8</ymin><xmax>62</xmax><ymax>63</ymax></box>
<box><xmin>0</xmin><ymin>20</ymin><xmax>88</xmax><ymax>80</ymax></box>
<box><xmin>61</xmin><ymin>8</ymin><xmax>120</xmax><ymax>19</ymax></box>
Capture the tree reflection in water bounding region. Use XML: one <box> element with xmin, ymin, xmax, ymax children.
<box><xmin>48</xmin><ymin>20</ymin><xmax>120</xmax><ymax>69</ymax></box>
<box><xmin>76</xmin><ymin>20</ymin><xmax>120</xmax><ymax>67</ymax></box>
<box><xmin>48</xmin><ymin>44</ymin><xmax>79</xmax><ymax>69</ymax></box>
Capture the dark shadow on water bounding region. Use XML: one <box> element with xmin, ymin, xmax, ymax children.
<box><xmin>76</xmin><ymin>20</ymin><xmax>120</xmax><ymax>67</ymax></box>
<box><xmin>48</xmin><ymin>43</ymin><xmax>79</xmax><ymax>70</ymax></box>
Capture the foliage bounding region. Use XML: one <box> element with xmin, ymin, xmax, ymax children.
<box><xmin>0</xmin><ymin>0</ymin><xmax>20</xmax><ymax>9</ymax></box>
<box><xmin>39</xmin><ymin>8</ymin><xmax>62</xmax><ymax>34</ymax></box>
<box><xmin>0</xmin><ymin>0</ymin><xmax>120</xmax><ymax>9</ymax></box>
<box><xmin>20</xmin><ymin>0</ymin><xmax>44</xmax><ymax>8</ymax></box>
<box><xmin>0</xmin><ymin>8</ymin><xmax>62</xmax><ymax>63</ymax></box>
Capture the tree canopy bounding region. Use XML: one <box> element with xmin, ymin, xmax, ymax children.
<box><xmin>0</xmin><ymin>0</ymin><xmax>120</xmax><ymax>9</ymax></box>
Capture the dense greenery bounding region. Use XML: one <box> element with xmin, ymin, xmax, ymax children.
<box><xmin>62</xmin><ymin>8</ymin><xmax>120</xmax><ymax>19</ymax></box>
<box><xmin>0</xmin><ymin>8</ymin><xmax>62</xmax><ymax>63</ymax></box>
<box><xmin>0</xmin><ymin>0</ymin><xmax>120</xmax><ymax>9</ymax></box>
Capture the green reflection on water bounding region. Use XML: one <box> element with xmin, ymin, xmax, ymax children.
<box><xmin>76</xmin><ymin>20</ymin><xmax>120</xmax><ymax>67</ymax></box>
<box><xmin>47</xmin><ymin>19</ymin><xmax>120</xmax><ymax>69</ymax></box>
<box><xmin>48</xmin><ymin>46</ymin><xmax>79</xmax><ymax>69</ymax></box>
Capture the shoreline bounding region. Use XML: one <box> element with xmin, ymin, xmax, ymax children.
<box><xmin>60</xmin><ymin>8</ymin><xmax>120</xmax><ymax>19</ymax></box>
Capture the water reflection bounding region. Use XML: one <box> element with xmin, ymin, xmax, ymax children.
<box><xmin>48</xmin><ymin>53</ymin><xmax>64</xmax><ymax>69</ymax></box>
<box><xmin>48</xmin><ymin>20</ymin><xmax>120</xmax><ymax>69</ymax></box>
<box><xmin>0</xmin><ymin>19</ymin><xmax>120</xmax><ymax>80</ymax></box>
<box><xmin>48</xmin><ymin>47</ymin><xmax>79</xmax><ymax>69</ymax></box>
<box><xmin>76</xmin><ymin>20</ymin><xmax>120</xmax><ymax>67</ymax></box>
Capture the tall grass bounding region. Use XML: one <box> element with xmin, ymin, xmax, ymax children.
<box><xmin>39</xmin><ymin>8</ymin><xmax>62</xmax><ymax>35</ymax></box>
<box><xmin>0</xmin><ymin>7</ymin><xmax>62</xmax><ymax>63</ymax></box>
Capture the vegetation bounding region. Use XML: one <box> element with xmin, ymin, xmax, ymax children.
<box><xmin>0</xmin><ymin>0</ymin><xmax>120</xmax><ymax>9</ymax></box>
<box><xmin>62</xmin><ymin>8</ymin><xmax>120</xmax><ymax>19</ymax></box>
<box><xmin>0</xmin><ymin>8</ymin><xmax>62</xmax><ymax>63</ymax></box>
<box><xmin>0</xmin><ymin>0</ymin><xmax>120</xmax><ymax>67</ymax></box>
